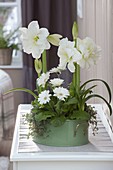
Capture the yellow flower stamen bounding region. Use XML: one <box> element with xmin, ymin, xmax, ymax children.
<box><xmin>34</xmin><ymin>36</ymin><xmax>39</xmax><ymax>42</ymax></box>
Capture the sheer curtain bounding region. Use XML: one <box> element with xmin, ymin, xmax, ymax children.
<box><xmin>21</xmin><ymin>0</ymin><xmax>77</xmax><ymax>103</ymax></box>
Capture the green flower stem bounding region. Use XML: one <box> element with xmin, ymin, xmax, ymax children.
<box><xmin>73</xmin><ymin>68</ymin><xmax>76</xmax><ymax>88</ymax></box>
<box><xmin>73</xmin><ymin>39</ymin><xmax>80</xmax><ymax>94</ymax></box>
<box><xmin>49</xmin><ymin>101</ymin><xmax>55</xmax><ymax>112</ymax></box>
<box><xmin>72</xmin><ymin>37</ymin><xmax>81</xmax><ymax>110</ymax></box>
<box><xmin>42</xmin><ymin>50</ymin><xmax>47</xmax><ymax>73</ymax></box>
<box><xmin>75</xmin><ymin>63</ymin><xmax>80</xmax><ymax>93</ymax></box>
<box><xmin>38</xmin><ymin>72</ymin><xmax>41</xmax><ymax>77</ymax></box>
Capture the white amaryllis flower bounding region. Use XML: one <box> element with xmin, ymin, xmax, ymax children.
<box><xmin>53</xmin><ymin>87</ymin><xmax>69</xmax><ymax>101</ymax></box>
<box><xmin>37</xmin><ymin>72</ymin><xmax>50</xmax><ymax>87</ymax></box>
<box><xmin>77</xmin><ymin>37</ymin><xmax>101</xmax><ymax>69</ymax></box>
<box><xmin>57</xmin><ymin>38</ymin><xmax>82</xmax><ymax>73</ymax></box>
<box><xmin>38</xmin><ymin>90</ymin><xmax>51</xmax><ymax>104</ymax></box>
<box><xmin>19</xmin><ymin>21</ymin><xmax>50</xmax><ymax>58</ymax></box>
<box><xmin>50</xmin><ymin>78</ymin><xmax>64</xmax><ymax>87</ymax></box>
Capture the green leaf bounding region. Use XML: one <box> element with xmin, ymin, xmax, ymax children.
<box><xmin>69</xmin><ymin>83</ymin><xmax>75</xmax><ymax>96</ymax></box>
<box><xmin>31</xmin><ymin>107</ymin><xmax>40</xmax><ymax>114</ymax></box>
<box><xmin>50</xmin><ymin>115</ymin><xmax>66</xmax><ymax>126</ymax></box>
<box><xmin>5</xmin><ymin>88</ymin><xmax>38</xmax><ymax>98</ymax></box>
<box><xmin>85</xmin><ymin>94</ymin><xmax>112</xmax><ymax>116</ymax></box>
<box><xmin>35</xmin><ymin>111</ymin><xmax>55</xmax><ymax>122</ymax></box>
<box><xmin>65</xmin><ymin>97</ymin><xmax>78</xmax><ymax>105</ymax></box>
<box><xmin>81</xmin><ymin>85</ymin><xmax>97</xmax><ymax>98</ymax></box>
<box><xmin>80</xmin><ymin>79</ymin><xmax>112</xmax><ymax>103</ymax></box>
<box><xmin>55</xmin><ymin>101</ymin><xmax>63</xmax><ymax>113</ymax></box>
<box><xmin>61</xmin><ymin>105</ymin><xmax>69</xmax><ymax>113</ymax></box>
<box><xmin>70</xmin><ymin>111</ymin><xmax>90</xmax><ymax>121</ymax></box>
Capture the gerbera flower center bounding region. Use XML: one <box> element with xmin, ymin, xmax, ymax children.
<box><xmin>59</xmin><ymin>93</ymin><xmax>63</xmax><ymax>96</ymax></box>
<box><xmin>44</xmin><ymin>96</ymin><xmax>47</xmax><ymax>100</ymax></box>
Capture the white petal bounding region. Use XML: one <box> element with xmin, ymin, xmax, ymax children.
<box><xmin>19</xmin><ymin>27</ymin><xmax>27</xmax><ymax>36</ymax></box>
<box><xmin>59</xmin><ymin>56</ymin><xmax>68</xmax><ymax>70</ymax></box>
<box><xmin>77</xmin><ymin>59</ymin><xmax>86</xmax><ymax>69</ymax></box>
<box><xmin>39</xmin><ymin>28</ymin><xmax>49</xmax><ymax>37</ymax></box>
<box><xmin>59</xmin><ymin>38</ymin><xmax>68</xmax><ymax>46</ymax></box>
<box><xmin>59</xmin><ymin>38</ymin><xmax>74</xmax><ymax>48</ymax></box>
<box><xmin>68</xmin><ymin>61</ymin><xmax>75</xmax><ymax>73</ymax></box>
<box><xmin>66</xmin><ymin>48</ymin><xmax>74</xmax><ymax>58</ymax></box>
<box><xmin>73</xmin><ymin>49</ymin><xmax>82</xmax><ymax>62</ymax></box>
<box><xmin>22</xmin><ymin>41</ymin><xmax>33</xmax><ymax>54</ymax></box>
<box><xmin>43</xmin><ymin>39</ymin><xmax>51</xmax><ymax>49</ymax></box>
<box><xmin>37</xmin><ymin>39</ymin><xmax>50</xmax><ymax>49</ymax></box>
<box><xmin>58</xmin><ymin>46</ymin><xmax>68</xmax><ymax>59</ymax></box>
<box><xmin>32</xmin><ymin>49</ymin><xmax>43</xmax><ymax>59</ymax></box>
<box><xmin>50</xmin><ymin>78</ymin><xmax>64</xmax><ymax>87</ymax></box>
<box><xmin>28</xmin><ymin>21</ymin><xmax>39</xmax><ymax>35</ymax></box>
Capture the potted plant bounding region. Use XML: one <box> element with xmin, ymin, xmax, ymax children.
<box><xmin>0</xmin><ymin>24</ymin><xmax>19</xmax><ymax>65</ymax></box>
<box><xmin>7</xmin><ymin>21</ymin><xmax>112</xmax><ymax>146</ymax></box>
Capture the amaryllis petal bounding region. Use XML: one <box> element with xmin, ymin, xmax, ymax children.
<box><xmin>28</xmin><ymin>21</ymin><xmax>39</xmax><ymax>35</ymax></box>
<box><xmin>68</xmin><ymin>61</ymin><xmax>75</xmax><ymax>73</ymax></box>
<box><xmin>39</xmin><ymin>28</ymin><xmax>49</xmax><ymax>37</ymax></box>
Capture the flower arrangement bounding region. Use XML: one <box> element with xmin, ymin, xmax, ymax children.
<box><xmin>9</xmin><ymin>21</ymin><xmax>112</xmax><ymax>138</ymax></box>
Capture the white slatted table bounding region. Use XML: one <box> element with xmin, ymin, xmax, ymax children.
<box><xmin>10</xmin><ymin>104</ymin><xmax>113</xmax><ymax>170</ymax></box>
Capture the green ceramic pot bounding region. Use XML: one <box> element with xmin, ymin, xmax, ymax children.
<box><xmin>33</xmin><ymin>119</ymin><xmax>89</xmax><ymax>147</ymax></box>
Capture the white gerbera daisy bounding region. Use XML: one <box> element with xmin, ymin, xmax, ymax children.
<box><xmin>50</xmin><ymin>78</ymin><xmax>64</xmax><ymax>87</ymax></box>
<box><xmin>49</xmin><ymin>67</ymin><xmax>61</xmax><ymax>74</ymax></box>
<box><xmin>19</xmin><ymin>21</ymin><xmax>50</xmax><ymax>58</ymax></box>
<box><xmin>53</xmin><ymin>87</ymin><xmax>69</xmax><ymax>101</ymax></box>
<box><xmin>38</xmin><ymin>90</ymin><xmax>51</xmax><ymax>105</ymax></box>
<box><xmin>37</xmin><ymin>72</ymin><xmax>50</xmax><ymax>87</ymax></box>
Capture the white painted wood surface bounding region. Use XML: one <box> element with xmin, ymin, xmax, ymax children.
<box><xmin>10</xmin><ymin>104</ymin><xmax>113</xmax><ymax>170</ymax></box>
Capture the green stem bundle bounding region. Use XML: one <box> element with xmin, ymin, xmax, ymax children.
<box><xmin>42</xmin><ymin>50</ymin><xmax>47</xmax><ymax>73</ymax></box>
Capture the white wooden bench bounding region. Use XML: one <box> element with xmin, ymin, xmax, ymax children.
<box><xmin>10</xmin><ymin>104</ymin><xmax>113</xmax><ymax>170</ymax></box>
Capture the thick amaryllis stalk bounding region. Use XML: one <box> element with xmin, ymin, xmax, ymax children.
<box><xmin>72</xmin><ymin>22</ymin><xmax>80</xmax><ymax>94</ymax></box>
<box><xmin>42</xmin><ymin>50</ymin><xmax>47</xmax><ymax>73</ymax></box>
<box><xmin>74</xmin><ymin>62</ymin><xmax>80</xmax><ymax>94</ymax></box>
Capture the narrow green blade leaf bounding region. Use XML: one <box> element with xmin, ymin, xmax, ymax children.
<box><xmin>86</xmin><ymin>94</ymin><xmax>112</xmax><ymax>115</ymax></box>
<box><xmin>81</xmin><ymin>85</ymin><xmax>97</xmax><ymax>98</ymax></box>
<box><xmin>80</xmin><ymin>79</ymin><xmax>112</xmax><ymax>103</ymax></box>
<box><xmin>5</xmin><ymin>88</ymin><xmax>38</xmax><ymax>99</ymax></box>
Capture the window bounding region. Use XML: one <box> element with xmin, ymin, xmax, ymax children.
<box><xmin>0</xmin><ymin>0</ymin><xmax>22</xmax><ymax>68</ymax></box>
